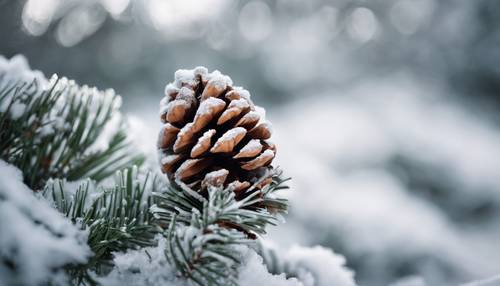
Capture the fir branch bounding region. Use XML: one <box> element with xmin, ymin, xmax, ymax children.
<box><xmin>0</xmin><ymin>74</ymin><xmax>144</xmax><ymax>189</ymax></box>
<box><xmin>43</xmin><ymin>167</ymin><xmax>161</xmax><ymax>281</ymax></box>
<box><xmin>151</xmin><ymin>170</ymin><xmax>290</xmax><ymax>285</ymax></box>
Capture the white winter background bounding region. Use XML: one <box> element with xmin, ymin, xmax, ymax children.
<box><xmin>2</xmin><ymin>0</ymin><xmax>500</xmax><ymax>285</ymax></box>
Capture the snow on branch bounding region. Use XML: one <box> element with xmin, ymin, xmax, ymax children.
<box><xmin>0</xmin><ymin>160</ymin><xmax>90</xmax><ymax>285</ymax></box>
<box><xmin>0</xmin><ymin>55</ymin><xmax>144</xmax><ymax>189</ymax></box>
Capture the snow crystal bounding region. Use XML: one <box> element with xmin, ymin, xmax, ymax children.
<box><xmin>0</xmin><ymin>160</ymin><xmax>90</xmax><ymax>286</ymax></box>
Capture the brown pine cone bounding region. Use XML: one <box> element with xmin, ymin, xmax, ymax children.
<box><xmin>158</xmin><ymin>67</ymin><xmax>276</xmax><ymax>194</ymax></box>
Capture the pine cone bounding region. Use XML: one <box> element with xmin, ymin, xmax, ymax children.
<box><xmin>158</xmin><ymin>67</ymin><xmax>276</xmax><ymax>194</ymax></box>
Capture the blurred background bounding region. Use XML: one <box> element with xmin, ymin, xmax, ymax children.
<box><xmin>2</xmin><ymin>0</ymin><xmax>500</xmax><ymax>285</ymax></box>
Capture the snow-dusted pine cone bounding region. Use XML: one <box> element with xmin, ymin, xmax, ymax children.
<box><xmin>158</xmin><ymin>67</ymin><xmax>276</xmax><ymax>194</ymax></box>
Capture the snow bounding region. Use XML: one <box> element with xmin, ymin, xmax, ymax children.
<box><xmin>173</xmin><ymin>69</ymin><xmax>198</xmax><ymax>88</ymax></box>
<box><xmin>239</xmin><ymin>249</ymin><xmax>304</xmax><ymax>286</ymax></box>
<box><xmin>239</xmin><ymin>244</ymin><xmax>357</xmax><ymax>286</ymax></box>
<box><xmin>164</xmin><ymin>83</ymin><xmax>179</xmax><ymax>97</ymax></box>
<box><xmin>268</xmin><ymin>75</ymin><xmax>500</xmax><ymax>285</ymax></box>
<box><xmin>170</xmin><ymin>67</ymin><xmax>232</xmax><ymax>90</ymax></box>
<box><xmin>87</xmin><ymin>111</ymin><xmax>123</xmax><ymax>153</ymax></box>
<box><xmin>238</xmin><ymin>139</ymin><xmax>262</xmax><ymax>155</ymax></box>
<box><xmin>283</xmin><ymin>245</ymin><xmax>356</xmax><ymax>286</ymax></box>
<box><xmin>233</xmin><ymin>87</ymin><xmax>252</xmax><ymax>101</ymax></box>
<box><xmin>228</xmin><ymin>98</ymin><xmax>250</xmax><ymax>109</ymax></box>
<box><xmin>0</xmin><ymin>160</ymin><xmax>90</xmax><ymax>286</ymax></box>
<box><xmin>196</xmin><ymin>96</ymin><xmax>225</xmax><ymax>116</ymax></box>
<box><xmin>462</xmin><ymin>274</ymin><xmax>500</xmax><ymax>286</ymax></box>
<box><xmin>211</xmin><ymin>127</ymin><xmax>246</xmax><ymax>153</ymax></box>
<box><xmin>206</xmin><ymin>69</ymin><xmax>233</xmax><ymax>88</ymax></box>
<box><xmin>254</xmin><ymin>105</ymin><xmax>267</xmax><ymax>123</ymax></box>
<box><xmin>219</xmin><ymin>127</ymin><xmax>246</xmax><ymax>142</ymax></box>
<box><xmin>96</xmin><ymin>236</ymin><xmax>185</xmax><ymax>286</ymax></box>
<box><xmin>389</xmin><ymin>276</ymin><xmax>427</xmax><ymax>286</ymax></box>
<box><xmin>0</xmin><ymin>55</ymin><xmax>47</xmax><ymax>119</ymax></box>
<box><xmin>202</xmin><ymin>169</ymin><xmax>229</xmax><ymax>187</ymax></box>
<box><xmin>192</xmin><ymin>129</ymin><xmax>216</xmax><ymax>154</ymax></box>
<box><xmin>160</xmin><ymin>154</ymin><xmax>182</xmax><ymax>165</ymax></box>
<box><xmin>0</xmin><ymin>55</ymin><xmax>124</xmax><ymax>154</ymax></box>
<box><xmin>100</xmin><ymin>237</ymin><xmax>322</xmax><ymax>286</ymax></box>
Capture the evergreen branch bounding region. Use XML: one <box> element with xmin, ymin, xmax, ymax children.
<box><xmin>151</xmin><ymin>170</ymin><xmax>290</xmax><ymax>285</ymax></box>
<box><xmin>43</xmin><ymin>166</ymin><xmax>161</xmax><ymax>282</ymax></box>
<box><xmin>0</xmin><ymin>74</ymin><xmax>144</xmax><ymax>189</ymax></box>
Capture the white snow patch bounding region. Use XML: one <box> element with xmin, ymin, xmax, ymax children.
<box><xmin>97</xmin><ymin>237</ymin><xmax>184</xmax><ymax>286</ymax></box>
<box><xmin>228</xmin><ymin>98</ymin><xmax>250</xmax><ymax>109</ymax></box>
<box><xmin>239</xmin><ymin>249</ymin><xmax>304</xmax><ymax>286</ymax></box>
<box><xmin>221</xmin><ymin>127</ymin><xmax>246</xmax><ymax>141</ymax></box>
<box><xmin>0</xmin><ymin>160</ymin><xmax>90</xmax><ymax>286</ymax></box>
<box><xmin>197</xmin><ymin>97</ymin><xmax>226</xmax><ymax>115</ymax></box>
<box><xmin>240</xmin><ymin>139</ymin><xmax>262</xmax><ymax>154</ymax></box>
<box><xmin>284</xmin><ymin>245</ymin><xmax>357</xmax><ymax>286</ymax></box>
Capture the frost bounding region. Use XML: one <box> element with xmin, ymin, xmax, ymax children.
<box><xmin>0</xmin><ymin>160</ymin><xmax>90</xmax><ymax>286</ymax></box>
